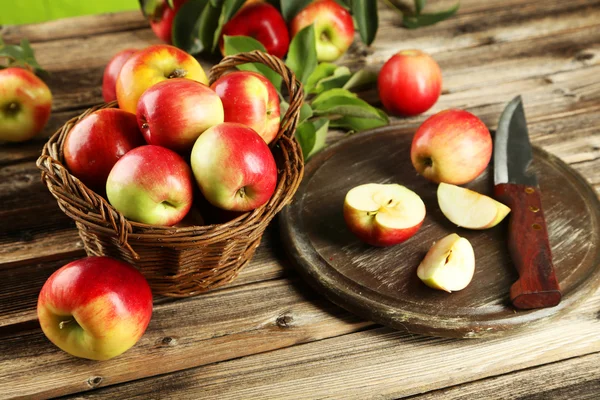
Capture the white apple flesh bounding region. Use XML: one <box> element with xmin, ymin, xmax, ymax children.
<box><xmin>417</xmin><ymin>233</ymin><xmax>475</xmax><ymax>292</ymax></box>
<box><xmin>438</xmin><ymin>183</ymin><xmax>511</xmax><ymax>229</ymax></box>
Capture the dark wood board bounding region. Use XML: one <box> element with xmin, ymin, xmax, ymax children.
<box><xmin>280</xmin><ymin>126</ymin><xmax>600</xmax><ymax>338</ymax></box>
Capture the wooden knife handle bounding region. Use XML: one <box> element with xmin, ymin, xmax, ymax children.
<box><xmin>494</xmin><ymin>183</ymin><xmax>561</xmax><ymax>309</ymax></box>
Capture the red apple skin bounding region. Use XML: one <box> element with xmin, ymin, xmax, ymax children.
<box><xmin>149</xmin><ymin>0</ymin><xmax>188</xmax><ymax>44</ymax></box>
<box><xmin>290</xmin><ymin>0</ymin><xmax>354</xmax><ymax>62</ymax></box>
<box><xmin>106</xmin><ymin>145</ymin><xmax>194</xmax><ymax>226</ymax></box>
<box><xmin>220</xmin><ymin>2</ymin><xmax>290</xmax><ymax>59</ymax></box>
<box><xmin>137</xmin><ymin>78</ymin><xmax>224</xmax><ymax>153</ymax></box>
<box><xmin>190</xmin><ymin>122</ymin><xmax>277</xmax><ymax>212</ymax></box>
<box><xmin>37</xmin><ymin>256</ymin><xmax>153</xmax><ymax>361</ymax></box>
<box><xmin>210</xmin><ymin>71</ymin><xmax>280</xmax><ymax>144</ymax></box>
<box><xmin>378</xmin><ymin>50</ymin><xmax>442</xmax><ymax>116</ymax></box>
<box><xmin>0</xmin><ymin>67</ymin><xmax>52</xmax><ymax>142</ymax></box>
<box><xmin>102</xmin><ymin>48</ymin><xmax>138</xmax><ymax>103</ymax></box>
<box><xmin>63</xmin><ymin>108</ymin><xmax>145</xmax><ymax>192</ymax></box>
<box><xmin>411</xmin><ymin>109</ymin><xmax>492</xmax><ymax>185</ymax></box>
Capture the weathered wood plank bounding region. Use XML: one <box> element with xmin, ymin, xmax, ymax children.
<box><xmin>59</xmin><ymin>291</ymin><xmax>600</xmax><ymax>400</ymax></box>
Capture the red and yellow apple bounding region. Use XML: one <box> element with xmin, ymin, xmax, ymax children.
<box><xmin>0</xmin><ymin>67</ymin><xmax>52</xmax><ymax>142</ymax></box>
<box><xmin>210</xmin><ymin>71</ymin><xmax>280</xmax><ymax>144</ymax></box>
<box><xmin>106</xmin><ymin>145</ymin><xmax>194</xmax><ymax>226</ymax></box>
<box><xmin>343</xmin><ymin>183</ymin><xmax>426</xmax><ymax>247</ymax></box>
<box><xmin>220</xmin><ymin>2</ymin><xmax>289</xmax><ymax>59</ymax></box>
<box><xmin>290</xmin><ymin>0</ymin><xmax>354</xmax><ymax>62</ymax></box>
<box><xmin>102</xmin><ymin>48</ymin><xmax>138</xmax><ymax>102</ymax></box>
<box><xmin>437</xmin><ymin>183</ymin><xmax>511</xmax><ymax>229</ymax></box>
<box><xmin>417</xmin><ymin>233</ymin><xmax>475</xmax><ymax>292</ymax></box>
<box><xmin>64</xmin><ymin>108</ymin><xmax>145</xmax><ymax>192</ymax></box>
<box><xmin>378</xmin><ymin>50</ymin><xmax>442</xmax><ymax>116</ymax></box>
<box><xmin>411</xmin><ymin>109</ymin><xmax>492</xmax><ymax>185</ymax></box>
<box><xmin>149</xmin><ymin>0</ymin><xmax>188</xmax><ymax>44</ymax></box>
<box><xmin>137</xmin><ymin>78</ymin><xmax>224</xmax><ymax>152</ymax></box>
<box><xmin>116</xmin><ymin>44</ymin><xmax>208</xmax><ymax>113</ymax></box>
<box><xmin>190</xmin><ymin>122</ymin><xmax>277</xmax><ymax>212</ymax></box>
<box><xmin>37</xmin><ymin>256</ymin><xmax>153</xmax><ymax>360</ymax></box>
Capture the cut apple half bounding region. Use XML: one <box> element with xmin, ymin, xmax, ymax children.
<box><xmin>437</xmin><ymin>183</ymin><xmax>511</xmax><ymax>229</ymax></box>
<box><xmin>343</xmin><ymin>183</ymin><xmax>426</xmax><ymax>247</ymax></box>
<box><xmin>417</xmin><ymin>233</ymin><xmax>475</xmax><ymax>292</ymax></box>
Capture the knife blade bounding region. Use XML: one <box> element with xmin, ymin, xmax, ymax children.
<box><xmin>493</xmin><ymin>96</ymin><xmax>561</xmax><ymax>310</ymax></box>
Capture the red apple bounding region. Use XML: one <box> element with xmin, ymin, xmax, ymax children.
<box><xmin>63</xmin><ymin>108</ymin><xmax>145</xmax><ymax>191</ymax></box>
<box><xmin>343</xmin><ymin>183</ymin><xmax>426</xmax><ymax>247</ymax></box>
<box><xmin>137</xmin><ymin>78</ymin><xmax>224</xmax><ymax>153</ymax></box>
<box><xmin>378</xmin><ymin>50</ymin><xmax>442</xmax><ymax>116</ymax></box>
<box><xmin>220</xmin><ymin>2</ymin><xmax>289</xmax><ymax>59</ymax></box>
<box><xmin>37</xmin><ymin>256</ymin><xmax>153</xmax><ymax>360</ymax></box>
<box><xmin>106</xmin><ymin>145</ymin><xmax>194</xmax><ymax>226</ymax></box>
<box><xmin>411</xmin><ymin>109</ymin><xmax>492</xmax><ymax>185</ymax></box>
<box><xmin>148</xmin><ymin>0</ymin><xmax>188</xmax><ymax>44</ymax></box>
<box><xmin>102</xmin><ymin>48</ymin><xmax>138</xmax><ymax>102</ymax></box>
<box><xmin>210</xmin><ymin>71</ymin><xmax>280</xmax><ymax>144</ymax></box>
<box><xmin>0</xmin><ymin>67</ymin><xmax>52</xmax><ymax>142</ymax></box>
<box><xmin>116</xmin><ymin>44</ymin><xmax>208</xmax><ymax>113</ymax></box>
<box><xmin>290</xmin><ymin>0</ymin><xmax>354</xmax><ymax>62</ymax></box>
<box><xmin>190</xmin><ymin>122</ymin><xmax>277</xmax><ymax>212</ymax></box>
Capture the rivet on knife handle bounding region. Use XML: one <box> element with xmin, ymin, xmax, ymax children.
<box><xmin>494</xmin><ymin>183</ymin><xmax>561</xmax><ymax>309</ymax></box>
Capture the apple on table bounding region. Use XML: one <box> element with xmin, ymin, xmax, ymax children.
<box><xmin>148</xmin><ymin>0</ymin><xmax>188</xmax><ymax>44</ymax></box>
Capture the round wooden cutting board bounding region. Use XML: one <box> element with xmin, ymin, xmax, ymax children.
<box><xmin>280</xmin><ymin>126</ymin><xmax>600</xmax><ymax>338</ymax></box>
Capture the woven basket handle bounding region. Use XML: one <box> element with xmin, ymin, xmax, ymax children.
<box><xmin>208</xmin><ymin>50</ymin><xmax>304</xmax><ymax>145</ymax></box>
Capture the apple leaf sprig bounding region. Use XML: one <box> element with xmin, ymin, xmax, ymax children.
<box><xmin>0</xmin><ymin>36</ymin><xmax>46</xmax><ymax>74</ymax></box>
<box><xmin>382</xmin><ymin>0</ymin><xmax>460</xmax><ymax>29</ymax></box>
<box><xmin>224</xmin><ymin>26</ymin><xmax>388</xmax><ymax>160</ymax></box>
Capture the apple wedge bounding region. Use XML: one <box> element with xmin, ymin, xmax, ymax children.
<box><xmin>438</xmin><ymin>183</ymin><xmax>511</xmax><ymax>229</ymax></box>
<box><xmin>417</xmin><ymin>233</ymin><xmax>475</xmax><ymax>292</ymax></box>
<box><xmin>343</xmin><ymin>183</ymin><xmax>426</xmax><ymax>247</ymax></box>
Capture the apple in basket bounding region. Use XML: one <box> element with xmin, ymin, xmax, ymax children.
<box><xmin>102</xmin><ymin>48</ymin><xmax>138</xmax><ymax>102</ymax></box>
<box><xmin>37</xmin><ymin>256</ymin><xmax>153</xmax><ymax>360</ymax></box>
<box><xmin>137</xmin><ymin>78</ymin><xmax>224</xmax><ymax>153</ymax></box>
<box><xmin>63</xmin><ymin>108</ymin><xmax>145</xmax><ymax>192</ymax></box>
<box><xmin>191</xmin><ymin>122</ymin><xmax>278</xmax><ymax>212</ymax></box>
<box><xmin>106</xmin><ymin>145</ymin><xmax>194</xmax><ymax>226</ymax></box>
<box><xmin>411</xmin><ymin>109</ymin><xmax>492</xmax><ymax>185</ymax></box>
<box><xmin>0</xmin><ymin>67</ymin><xmax>52</xmax><ymax>142</ymax></box>
<box><xmin>211</xmin><ymin>71</ymin><xmax>280</xmax><ymax>144</ymax></box>
<box><xmin>116</xmin><ymin>44</ymin><xmax>208</xmax><ymax>113</ymax></box>
<box><xmin>290</xmin><ymin>0</ymin><xmax>355</xmax><ymax>62</ymax></box>
<box><xmin>343</xmin><ymin>183</ymin><xmax>426</xmax><ymax>247</ymax></box>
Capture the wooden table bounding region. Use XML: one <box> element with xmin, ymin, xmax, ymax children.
<box><xmin>1</xmin><ymin>1</ymin><xmax>599</xmax><ymax>398</ymax></box>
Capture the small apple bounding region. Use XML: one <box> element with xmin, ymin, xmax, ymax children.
<box><xmin>210</xmin><ymin>71</ymin><xmax>280</xmax><ymax>144</ymax></box>
<box><xmin>190</xmin><ymin>122</ymin><xmax>277</xmax><ymax>212</ymax></box>
<box><xmin>378</xmin><ymin>50</ymin><xmax>442</xmax><ymax>116</ymax></box>
<box><xmin>137</xmin><ymin>78</ymin><xmax>224</xmax><ymax>152</ymax></box>
<box><xmin>106</xmin><ymin>145</ymin><xmax>194</xmax><ymax>226</ymax></box>
<box><xmin>0</xmin><ymin>67</ymin><xmax>52</xmax><ymax>142</ymax></box>
<box><xmin>417</xmin><ymin>233</ymin><xmax>475</xmax><ymax>292</ymax></box>
<box><xmin>148</xmin><ymin>0</ymin><xmax>188</xmax><ymax>44</ymax></box>
<box><xmin>63</xmin><ymin>108</ymin><xmax>145</xmax><ymax>192</ymax></box>
<box><xmin>438</xmin><ymin>183</ymin><xmax>511</xmax><ymax>229</ymax></box>
<box><xmin>411</xmin><ymin>109</ymin><xmax>492</xmax><ymax>185</ymax></box>
<box><xmin>102</xmin><ymin>48</ymin><xmax>138</xmax><ymax>102</ymax></box>
<box><xmin>343</xmin><ymin>183</ymin><xmax>426</xmax><ymax>247</ymax></box>
<box><xmin>116</xmin><ymin>44</ymin><xmax>208</xmax><ymax>113</ymax></box>
<box><xmin>290</xmin><ymin>0</ymin><xmax>354</xmax><ymax>62</ymax></box>
<box><xmin>220</xmin><ymin>2</ymin><xmax>289</xmax><ymax>59</ymax></box>
<box><xmin>37</xmin><ymin>256</ymin><xmax>153</xmax><ymax>360</ymax></box>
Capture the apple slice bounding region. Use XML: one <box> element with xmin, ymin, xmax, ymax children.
<box><xmin>343</xmin><ymin>183</ymin><xmax>426</xmax><ymax>247</ymax></box>
<box><xmin>417</xmin><ymin>233</ymin><xmax>475</xmax><ymax>292</ymax></box>
<box><xmin>438</xmin><ymin>183</ymin><xmax>511</xmax><ymax>229</ymax></box>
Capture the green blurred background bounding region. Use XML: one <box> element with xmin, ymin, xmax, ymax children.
<box><xmin>0</xmin><ymin>0</ymin><xmax>140</xmax><ymax>25</ymax></box>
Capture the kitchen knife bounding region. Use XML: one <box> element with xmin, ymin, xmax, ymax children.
<box><xmin>494</xmin><ymin>96</ymin><xmax>561</xmax><ymax>310</ymax></box>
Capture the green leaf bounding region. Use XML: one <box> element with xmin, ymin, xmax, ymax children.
<box><xmin>285</xmin><ymin>24</ymin><xmax>318</xmax><ymax>87</ymax></box>
<box><xmin>172</xmin><ymin>0</ymin><xmax>209</xmax><ymax>54</ymax></box>
<box><xmin>342</xmin><ymin>68</ymin><xmax>377</xmax><ymax>91</ymax></box>
<box><xmin>299</xmin><ymin>102</ymin><xmax>313</xmax><ymax>123</ymax></box>
<box><xmin>223</xmin><ymin>35</ymin><xmax>282</xmax><ymax>91</ymax></box>
<box><xmin>212</xmin><ymin>0</ymin><xmax>246</xmax><ymax>51</ymax></box>
<box><xmin>312</xmin><ymin>89</ymin><xmax>388</xmax><ymax>120</ymax></box>
<box><xmin>415</xmin><ymin>0</ymin><xmax>426</xmax><ymax>14</ymax></box>
<box><xmin>139</xmin><ymin>0</ymin><xmax>162</xmax><ymax>19</ymax></box>
<box><xmin>197</xmin><ymin>1</ymin><xmax>222</xmax><ymax>52</ymax></box>
<box><xmin>403</xmin><ymin>1</ymin><xmax>459</xmax><ymax>29</ymax></box>
<box><xmin>280</xmin><ymin>0</ymin><xmax>313</xmax><ymax>21</ymax></box>
<box><xmin>295</xmin><ymin>118</ymin><xmax>330</xmax><ymax>160</ymax></box>
<box><xmin>306</xmin><ymin>63</ymin><xmax>337</xmax><ymax>92</ymax></box>
<box><xmin>311</xmin><ymin>66</ymin><xmax>351</xmax><ymax>94</ymax></box>
<box><xmin>351</xmin><ymin>0</ymin><xmax>378</xmax><ymax>45</ymax></box>
<box><xmin>0</xmin><ymin>37</ymin><xmax>46</xmax><ymax>74</ymax></box>
<box><xmin>329</xmin><ymin>107</ymin><xmax>389</xmax><ymax>133</ymax></box>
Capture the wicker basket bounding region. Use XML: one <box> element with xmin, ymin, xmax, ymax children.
<box><xmin>36</xmin><ymin>51</ymin><xmax>304</xmax><ymax>297</ymax></box>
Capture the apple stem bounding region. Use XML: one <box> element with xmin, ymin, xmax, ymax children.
<box><xmin>238</xmin><ymin>187</ymin><xmax>246</xmax><ymax>198</ymax></box>
<box><xmin>59</xmin><ymin>319</ymin><xmax>74</xmax><ymax>329</ymax></box>
<box><xmin>168</xmin><ymin>69</ymin><xmax>187</xmax><ymax>79</ymax></box>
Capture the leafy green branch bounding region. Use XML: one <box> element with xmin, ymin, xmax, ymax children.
<box><xmin>0</xmin><ymin>37</ymin><xmax>46</xmax><ymax>74</ymax></box>
<box><xmin>382</xmin><ymin>0</ymin><xmax>460</xmax><ymax>29</ymax></box>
